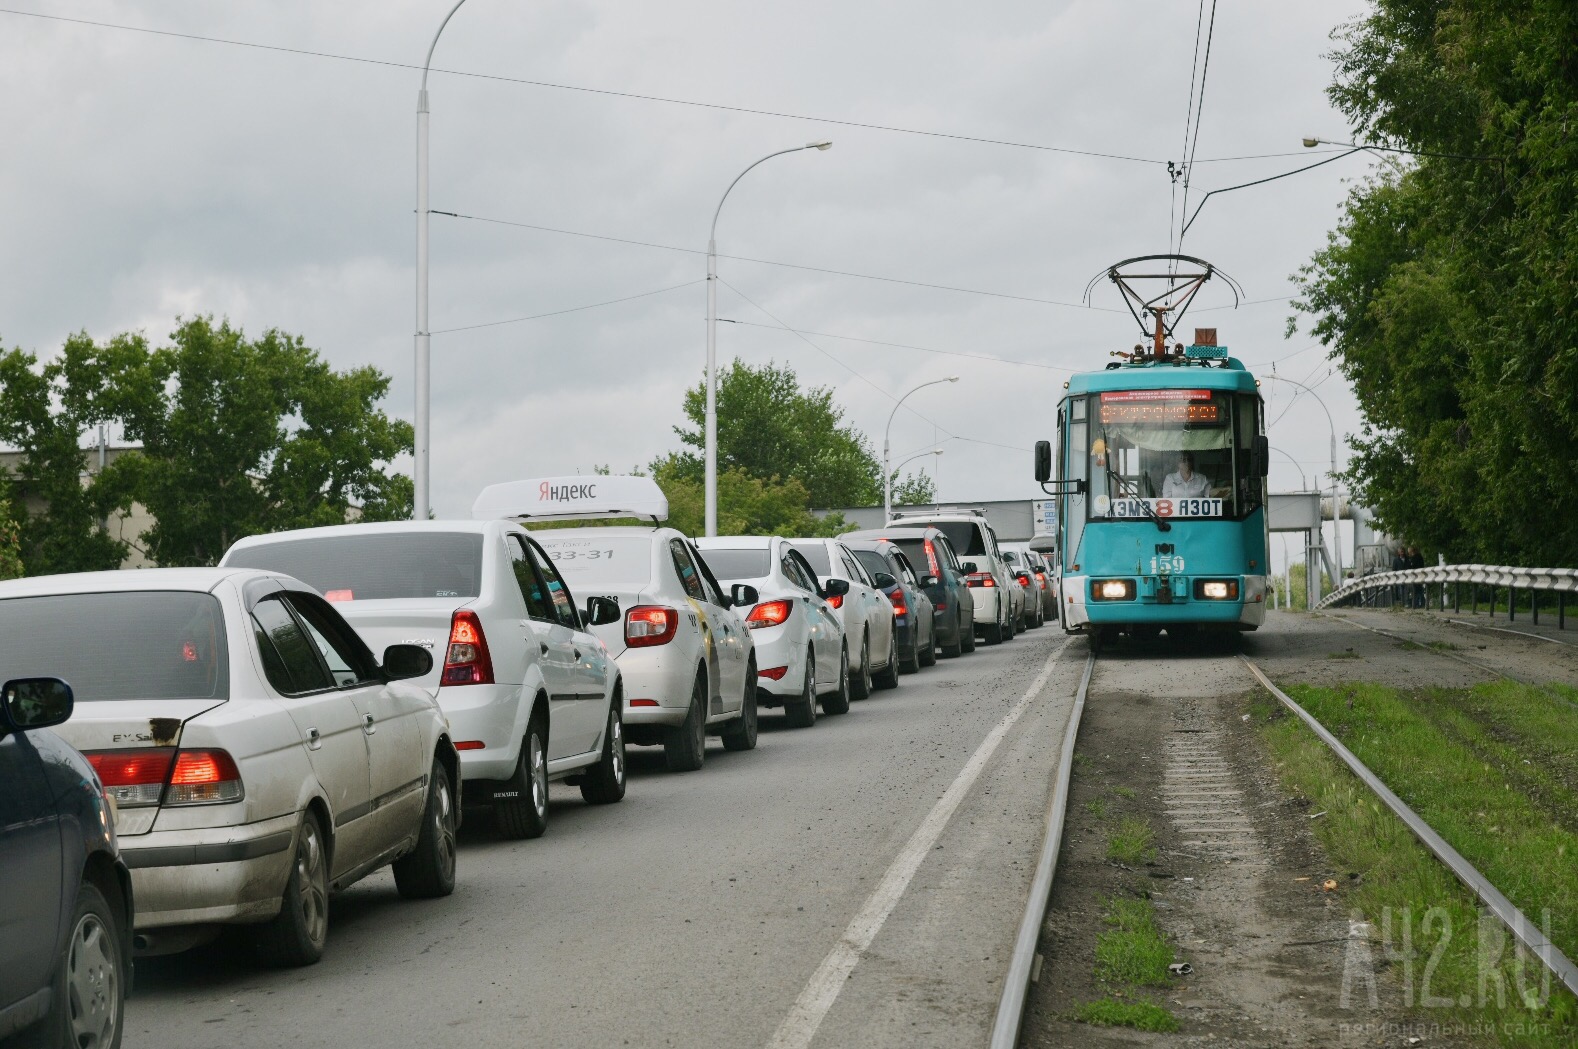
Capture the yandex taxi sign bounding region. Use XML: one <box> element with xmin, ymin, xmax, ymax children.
<box><xmin>472</xmin><ymin>475</ymin><xmax>669</xmax><ymax>522</ymax></box>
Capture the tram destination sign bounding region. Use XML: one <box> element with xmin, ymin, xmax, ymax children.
<box><xmin>1097</xmin><ymin>496</ymin><xmax>1223</xmax><ymax>519</ymax></box>
<box><xmin>1099</xmin><ymin>389</ymin><xmax>1222</xmax><ymax>425</ymax></box>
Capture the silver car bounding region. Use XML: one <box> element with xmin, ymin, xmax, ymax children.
<box><xmin>0</xmin><ymin>568</ymin><xmax>459</xmax><ymax>966</ymax></box>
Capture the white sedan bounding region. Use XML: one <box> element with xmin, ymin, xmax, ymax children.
<box><xmin>787</xmin><ymin>538</ymin><xmax>898</xmax><ymax>698</ymax></box>
<box><xmin>475</xmin><ymin>476</ymin><xmax>757</xmax><ymax>772</ymax></box>
<box><xmin>0</xmin><ymin>568</ymin><xmax>458</xmax><ymax>966</ymax></box>
<box><xmin>695</xmin><ymin>536</ymin><xmax>850</xmax><ymax>727</ymax></box>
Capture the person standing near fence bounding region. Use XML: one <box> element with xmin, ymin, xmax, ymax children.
<box><xmin>1391</xmin><ymin>545</ymin><xmax>1408</xmax><ymax>606</ymax></box>
<box><xmin>1406</xmin><ymin>545</ymin><xmax>1426</xmax><ymax>607</ymax></box>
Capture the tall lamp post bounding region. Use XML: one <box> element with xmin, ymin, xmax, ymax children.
<box><xmin>1264</xmin><ymin>375</ymin><xmax>1341</xmax><ymax>595</ymax></box>
<box><xmin>704</xmin><ymin>141</ymin><xmax>832</xmax><ymax>537</ymax></box>
<box><xmin>890</xmin><ymin>449</ymin><xmax>945</xmax><ymax>506</ymax></box>
<box><xmin>414</xmin><ymin>0</ymin><xmax>470</xmax><ymax>522</ymax></box>
<box><xmin>883</xmin><ymin>377</ymin><xmax>958</xmax><ymax>523</ymax></box>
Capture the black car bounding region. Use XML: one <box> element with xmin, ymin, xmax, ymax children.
<box><xmin>840</xmin><ymin>526</ymin><xmax>975</xmax><ymax>658</ymax></box>
<box><xmin>1</xmin><ymin>677</ymin><xmax>132</xmax><ymax>1049</ymax></box>
<box><xmin>845</xmin><ymin>540</ymin><xmax>937</xmax><ymax>674</ymax></box>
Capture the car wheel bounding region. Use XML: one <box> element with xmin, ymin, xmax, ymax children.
<box><xmin>254</xmin><ymin>809</ymin><xmax>330</xmax><ymax>967</ymax></box>
<box><xmin>786</xmin><ymin>654</ymin><xmax>819</xmax><ymax>727</ymax></box>
<box><xmin>820</xmin><ymin>646</ymin><xmax>851</xmax><ymax>715</ymax></box>
<box><xmin>960</xmin><ymin>610</ymin><xmax>977</xmax><ymax>653</ymax></box>
<box><xmin>983</xmin><ymin>617</ymin><xmax>1003</xmax><ymax>645</ymax></box>
<box><xmin>393</xmin><ymin>757</ymin><xmax>458</xmax><ymax>898</ymax></box>
<box><xmin>850</xmin><ymin>634</ymin><xmax>873</xmax><ymax>699</ymax></box>
<box><xmin>40</xmin><ymin>881</ymin><xmax>125</xmax><ymax>1049</ymax></box>
<box><xmin>580</xmin><ymin>701</ymin><xmax>628</xmax><ymax>803</ymax></box>
<box><xmin>920</xmin><ymin>624</ymin><xmax>939</xmax><ymax>666</ymax></box>
<box><xmin>664</xmin><ymin>672</ymin><xmax>708</xmax><ymax>772</ymax></box>
<box><xmin>722</xmin><ymin>661</ymin><xmax>759</xmax><ymax>752</ymax></box>
<box><xmin>495</xmin><ymin>719</ymin><xmax>549</xmax><ymax>840</ymax></box>
<box><xmin>902</xmin><ymin>627</ymin><xmax>923</xmax><ymax>673</ymax></box>
<box><xmin>875</xmin><ymin>631</ymin><xmax>900</xmax><ymax>689</ymax></box>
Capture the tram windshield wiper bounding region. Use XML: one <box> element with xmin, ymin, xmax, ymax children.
<box><xmin>1099</xmin><ymin>435</ymin><xmax>1170</xmax><ymax>532</ymax></box>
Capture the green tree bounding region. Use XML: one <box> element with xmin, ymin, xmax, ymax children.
<box><xmin>101</xmin><ymin>316</ymin><xmax>413</xmax><ymax>565</ymax></box>
<box><xmin>672</xmin><ymin>359</ymin><xmax>884</xmax><ymax>508</ymax></box>
<box><xmin>0</xmin><ymin>498</ymin><xmax>24</xmax><ymax>579</ymax></box>
<box><xmin>0</xmin><ymin>335</ymin><xmax>130</xmax><ymax>574</ymax></box>
<box><xmin>648</xmin><ymin>456</ymin><xmax>846</xmax><ymax>537</ymax></box>
<box><xmin>891</xmin><ymin>470</ymin><xmax>937</xmax><ymax>506</ymax></box>
<box><xmin>1292</xmin><ymin>0</ymin><xmax>1578</xmax><ymax>566</ymax></box>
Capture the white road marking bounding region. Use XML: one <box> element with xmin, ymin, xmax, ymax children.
<box><xmin>765</xmin><ymin>640</ymin><xmax>1072</xmax><ymax>1049</ymax></box>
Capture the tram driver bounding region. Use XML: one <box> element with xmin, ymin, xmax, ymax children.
<box><xmin>1162</xmin><ymin>451</ymin><xmax>1211</xmax><ymax>500</ymax></box>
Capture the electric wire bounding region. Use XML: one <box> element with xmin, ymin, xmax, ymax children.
<box><xmin>720</xmin><ymin>320</ymin><xmax>1074</xmax><ymax>373</ymax></box>
<box><xmin>0</xmin><ymin>6</ymin><xmax>1353</xmax><ymax>167</ymax></box>
<box><xmin>1170</xmin><ymin>0</ymin><xmax>1208</xmax><ymax>260</ymax></box>
<box><xmin>429</xmin><ymin>278</ymin><xmax>702</xmax><ymax>334</ymax></box>
<box><xmin>1175</xmin><ymin>0</ymin><xmax>1219</xmax><ymax>253</ymax></box>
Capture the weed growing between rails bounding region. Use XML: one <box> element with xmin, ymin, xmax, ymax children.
<box><xmin>1249</xmin><ymin>682</ymin><xmax>1577</xmax><ymax>1045</ymax></box>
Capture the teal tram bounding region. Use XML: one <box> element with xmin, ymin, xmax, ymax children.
<box><xmin>1034</xmin><ymin>256</ymin><xmax>1270</xmax><ymax>642</ymax></box>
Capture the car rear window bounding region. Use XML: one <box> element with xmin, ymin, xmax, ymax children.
<box><xmin>926</xmin><ymin>522</ymin><xmax>986</xmax><ymax>557</ymax></box>
<box><xmin>0</xmin><ymin>591</ymin><xmax>229</xmax><ymax>702</ymax></box>
<box><xmin>697</xmin><ymin>548</ymin><xmax>771</xmax><ymax>581</ymax></box>
<box><xmin>226</xmin><ymin>532</ymin><xmax>485</xmax><ymax>600</ymax></box>
<box><xmin>886</xmin><ymin>538</ymin><xmax>931</xmax><ymax>573</ymax></box>
<box><xmin>788</xmin><ymin>543</ymin><xmax>832</xmax><ymax>576</ymax></box>
<box><xmin>536</xmin><ymin>536</ymin><xmax>654</xmax><ymax>586</ymax></box>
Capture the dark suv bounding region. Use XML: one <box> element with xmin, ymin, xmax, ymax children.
<box><xmin>840</xmin><ymin>526</ymin><xmax>975</xmax><ymax>658</ymax></box>
<box><xmin>1</xmin><ymin>677</ymin><xmax>133</xmax><ymax>1049</ymax></box>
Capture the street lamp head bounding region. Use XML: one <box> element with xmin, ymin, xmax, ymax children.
<box><xmin>945</xmin><ymin>375</ymin><xmax>960</xmax><ymax>383</ymax></box>
<box><xmin>808</xmin><ymin>140</ymin><xmax>833</xmax><ymax>151</ymax></box>
<box><xmin>1302</xmin><ymin>137</ymin><xmax>1322</xmax><ymax>148</ymax></box>
<box><xmin>931</xmin><ymin>448</ymin><xmax>945</xmax><ymax>455</ymax></box>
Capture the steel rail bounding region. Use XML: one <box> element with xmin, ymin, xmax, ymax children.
<box><xmin>1238</xmin><ymin>655</ymin><xmax>1578</xmax><ymax>1000</ymax></box>
<box><xmin>988</xmin><ymin>647</ymin><xmax>1096</xmax><ymax>1049</ymax></box>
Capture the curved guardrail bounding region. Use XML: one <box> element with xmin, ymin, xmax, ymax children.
<box><xmin>1317</xmin><ymin>564</ymin><xmax>1578</xmax><ymax>611</ymax></box>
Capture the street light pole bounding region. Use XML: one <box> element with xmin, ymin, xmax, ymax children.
<box><xmin>1264</xmin><ymin>375</ymin><xmax>1341</xmax><ymax>590</ymax></box>
<box><xmin>414</xmin><ymin>0</ymin><xmax>469</xmax><ymax>522</ymax></box>
<box><xmin>883</xmin><ymin>377</ymin><xmax>958</xmax><ymax>523</ymax></box>
<box><xmin>705</xmin><ymin>141</ymin><xmax>832</xmax><ymax>537</ymax></box>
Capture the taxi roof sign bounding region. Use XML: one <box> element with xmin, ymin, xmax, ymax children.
<box><xmin>472</xmin><ymin>475</ymin><xmax>668</xmax><ymax>523</ymax></box>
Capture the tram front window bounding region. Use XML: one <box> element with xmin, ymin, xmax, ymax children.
<box><xmin>1085</xmin><ymin>389</ymin><xmax>1260</xmax><ymax>520</ymax></box>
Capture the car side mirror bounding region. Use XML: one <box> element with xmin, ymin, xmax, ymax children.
<box><xmin>871</xmin><ymin>571</ymin><xmax>897</xmax><ymax>589</ymax></box>
<box><xmin>961</xmin><ymin>561</ymin><xmax>978</xmax><ymax>574</ymax></box>
<box><xmin>821</xmin><ymin>578</ymin><xmax>850</xmax><ymax>598</ymax></box>
<box><xmin>730</xmin><ymin>583</ymin><xmax>759</xmax><ymax>608</ymax></box>
<box><xmin>382</xmin><ymin>645</ymin><xmax>434</xmax><ymax>681</ymax></box>
<box><xmin>1254</xmin><ymin>435</ymin><xmax>1270</xmax><ymax>478</ymax></box>
<box><xmin>1</xmin><ymin>677</ymin><xmax>74</xmax><ymax>733</ymax></box>
<box><xmin>920</xmin><ymin>574</ymin><xmax>939</xmax><ymax>587</ymax></box>
<box><xmin>1034</xmin><ymin>440</ymin><xmax>1052</xmax><ymax>483</ymax></box>
<box><xmin>584</xmin><ymin>596</ymin><xmax>621</xmax><ymax>626</ymax></box>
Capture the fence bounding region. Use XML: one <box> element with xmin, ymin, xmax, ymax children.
<box><xmin>1316</xmin><ymin>564</ymin><xmax>1577</xmax><ymax>629</ymax></box>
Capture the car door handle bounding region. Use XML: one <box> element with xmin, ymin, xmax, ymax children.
<box><xmin>306</xmin><ymin>727</ymin><xmax>322</xmax><ymax>750</ymax></box>
<box><xmin>363</xmin><ymin>713</ymin><xmax>376</xmax><ymax>734</ymax></box>
<box><xmin>573</xmin><ymin>649</ymin><xmax>582</xmax><ymax>661</ymax></box>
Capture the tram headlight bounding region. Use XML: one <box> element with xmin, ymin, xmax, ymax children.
<box><xmin>1194</xmin><ymin>579</ymin><xmax>1239</xmax><ymax>601</ymax></box>
<box><xmin>1090</xmin><ymin>579</ymin><xmax>1135</xmax><ymax>601</ymax></box>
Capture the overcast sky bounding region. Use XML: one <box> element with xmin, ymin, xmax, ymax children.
<box><xmin>3</xmin><ymin>0</ymin><xmax>1374</xmax><ymax>536</ymax></box>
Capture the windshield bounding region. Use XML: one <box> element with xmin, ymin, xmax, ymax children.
<box><xmin>1087</xmin><ymin>389</ymin><xmax>1261</xmax><ymax>520</ymax></box>
<box><xmin>697</xmin><ymin>548</ymin><xmax>771</xmax><ymax>581</ymax></box>
<box><xmin>0</xmin><ymin>591</ymin><xmax>229</xmax><ymax>702</ymax></box>
<box><xmin>536</xmin><ymin>536</ymin><xmax>653</xmax><ymax>586</ymax></box>
<box><xmin>227</xmin><ymin>532</ymin><xmax>485</xmax><ymax>600</ymax></box>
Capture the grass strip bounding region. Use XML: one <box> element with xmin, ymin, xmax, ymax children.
<box><xmin>1072</xmin><ymin>998</ymin><xmax>1179</xmax><ymax>1032</ymax></box>
<box><xmin>1094</xmin><ymin>895</ymin><xmax>1173</xmax><ymax>986</ymax></box>
<box><xmin>1105</xmin><ymin>816</ymin><xmax>1156</xmax><ymax>866</ymax></box>
<box><xmin>1251</xmin><ymin>683</ymin><xmax>1577</xmax><ymax>1047</ymax></box>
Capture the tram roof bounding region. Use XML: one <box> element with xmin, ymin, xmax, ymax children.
<box><xmin>1066</xmin><ymin>358</ymin><xmax>1259</xmax><ymax>396</ymax></box>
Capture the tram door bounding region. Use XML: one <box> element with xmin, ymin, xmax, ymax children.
<box><xmin>1057</xmin><ymin>396</ymin><xmax>1088</xmax><ymax>588</ymax></box>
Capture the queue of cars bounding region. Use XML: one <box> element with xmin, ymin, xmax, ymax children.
<box><xmin>0</xmin><ymin>480</ymin><xmax>1050</xmax><ymax>1046</ymax></box>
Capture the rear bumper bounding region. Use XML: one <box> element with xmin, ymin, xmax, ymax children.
<box><xmin>437</xmin><ymin>682</ymin><xmax>526</xmax><ymax>781</ymax></box>
<box><xmin>120</xmin><ymin>812</ymin><xmax>298</xmax><ymax>930</ymax></box>
<box><xmin>967</xmin><ymin>587</ymin><xmax>1001</xmax><ymax>624</ymax></box>
<box><xmin>750</xmin><ymin>629</ymin><xmax>807</xmax><ymax>704</ymax></box>
<box><xmin>619</xmin><ymin>647</ymin><xmax>701</xmax><ymax>727</ymax></box>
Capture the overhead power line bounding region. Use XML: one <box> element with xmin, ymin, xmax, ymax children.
<box><xmin>722</xmin><ymin>320</ymin><xmax>1073</xmax><ymax>373</ymax></box>
<box><xmin>2</xmin><ymin>6</ymin><xmax>1351</xmax><ymax>167</ymax></box>
<box><xmin>429</xmin><ymin>279</ymin><xmax>702</xmax><ymax>334</ymax></box>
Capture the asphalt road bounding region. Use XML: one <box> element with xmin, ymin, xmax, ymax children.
<box><xmin>127</xmin><ymin>626</ymin><xmax>1082</xmax><ymax>1049</ymax></box>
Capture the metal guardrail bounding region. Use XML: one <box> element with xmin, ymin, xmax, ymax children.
<box><xmin>1317</xmin><ymin>564</ymin><xmax>1577</xmax><ymax>626</ymax></box>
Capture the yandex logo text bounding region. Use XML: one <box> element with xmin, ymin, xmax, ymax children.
<box><xmin>539</xmin><ymin>482</ymin><xmax>598</xmax><ymax>502</ymax></box>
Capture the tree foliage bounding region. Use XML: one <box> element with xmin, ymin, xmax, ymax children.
<box><xmin>648</xmin><ymin>457</ymin><xmax>846</xmax><ymax>538</ymax></box>
<box><xmin>1293</xmin><ymin>0</ymin><xmax>1578</xmax><ymax>565</ymax></box>
<box><xmin>0</xmin><ymin>498</ymin><xmax>23</xmax><ymax>580</ymax></box>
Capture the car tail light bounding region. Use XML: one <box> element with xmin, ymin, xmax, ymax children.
<box><xmin>443</xmin><ymin>610</ymin><xmax>494</xmax><ymax>686</ymax></box>
<box><xmin>758</xmin><ymin>666</ymin><xmax>789</xmax><ymax>681</ymax></box>
<box><xmin>1034</xmin><ymin>570</ymin><xmax>1047</xmax><ymax>583</ymax></box>
<box><xmin>626</xmin><ymin>606</ymin><xmax>679</xmax><ymax>647</ymax></box>
<box><xmin>923</xmin><ymin>539</ymin><xmax>941</xmax><ymax>578</ymax></box>
<box><xmin>826</xmin><ymin>593</ymin><xmax>844</xmax><ymax>609</ymax></box>
<box><xmin>889</xmin><ymin>591</ymin><xmax>908</xmax><ymax>617</ymax></box>
<box><xmin>746</xmin><ymin>600</ymin><xmax>793</xmax><ymax>630</ymax></box>
<box><xmin>966</xmin><ymin>573</ymin><xmax>995</xmax><ymax>588</ymax></box>
<box><xmin>165</xmin><ymin>750</ymin><xmax>244</xmax><ymax>805</ymax></box>
<box><xmin>88</xmin><ymin>749</ymin><xmax>175</xmax><ymax>807</ymax></box>
<box><xmin>629</xmin><ymin>698</ymin><xmax>659</xmax><ymax>707</ymax></box>
<box><xmin>1090</xmin><ymin>579</ymin><xmax>1135</xmax><ymax>601</ymax></box>
<box><xmin>324</xmin><ymin>589</ymin><xmax>353</xmax><ymax>602</ymax></box>
<box><xmin>454</xmin><ymin>740</ymin><xmax>485</xmax><ymax>751</ymax></box>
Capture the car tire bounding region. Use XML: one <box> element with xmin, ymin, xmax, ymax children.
<box><xmin>254</xmin><ymin>809</ymin><xmax>330</xmax><ymax>967</ymax></box>
<box><xmin>875</xmin><ymin>631</ymin><xmax>900</xmax><ymax>689</ymax></box>
<box><xmin>721</xmin><ymin>662</ymin><xmax>759</xmax><ymax>752</ymax></box>
<box><xmin>495</xmin><ymin>719</ymin><xmax>549</xmax><ymax>840</ymax></box>
<box><xmin>850</xmin><ymin>634</ymin><xmax>873</xmax><ymax>699</ymax></box>
<box><xmin>820</xmin><ymin>646</ymin><xmax>851</xmax><ymax>716</ymax></box>
<box><xmin>39</xmin><ymin>881</ymin><xmax>126</xmax><ymax>1049</ymax></box>
<box><xmin>393</xmin><ymin>758</ymin><xmax>458</xmax><ymax>899</ymax></box>
<box><xmin>664</xmin><ymin>672</ymin><xmax>708</xmax><ymax>772</ymax></box>
<box><xmin>902</xmin><ymin>628</ymin><xmax>924</xmax><ymax>673</ymax></box>
<box><xmin>785</xmin><ymin>655</ymin><xmax>818</xmax><ymax>727</ymax></box>
<box><xmin>960</xmin><ymin>611</ymin><xmax>977</xmax><ymax>653</ymax></box>
<box><xmin>982</xmin><ymin>619</ymin><xmax>1003</xmax><ymax>645</ymax></box>
<box><xmin>919</xmin><ymin>620</ymin><xmax>938</xmax><ymax>666</ymax></box>
<box><xmin>580</xmin><ymin>702</ymin><xmax>628</xmax><ymax>803</ymax></box>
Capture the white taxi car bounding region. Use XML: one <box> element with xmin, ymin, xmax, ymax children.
<box><xmin>474</xmin><ymin>477</ymin><xmax>758</xmax><ymax>773</ymax></box>
<box><xmin>888</xmin><ymin>509</ymin><xmax>1017</xmax><ymax>645</ymax></box>
<box><xmin>695</xmin><ymin>536</ymin><xmax>850</xmax><ymax>727</ymax></box>
<box><xmin>0</xmin><ymin>568</ymin><xmax>458</xmax><ymax>966</ymax></box>
<box><xmin>787</xmin><ymin>539</ymin><xmax>897</xmax><ymax>698</ymax></box>
<box><xmin>223</xmin><ymin>520</ymin><xmax>627</xmax><ymax>841</ymax></box>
